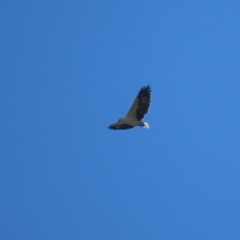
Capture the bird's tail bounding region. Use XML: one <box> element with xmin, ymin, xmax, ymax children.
<box><xmin>142</xmin><ymin>122</ymin><xmax>149</xmax><ymax>129</ymax></box>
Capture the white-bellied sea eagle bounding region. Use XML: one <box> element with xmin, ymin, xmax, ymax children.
<box><xmin>108</xmin><ymin>85</ymin><xmax>151</xmax><ymax>130</ymax></box>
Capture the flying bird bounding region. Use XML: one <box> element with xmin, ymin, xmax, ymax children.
<box><xmin>108</xmin><ymin>85</ymin><xmax>151</xmax><ymax>130</ymax></box>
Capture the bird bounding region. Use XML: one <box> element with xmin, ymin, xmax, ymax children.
<box><xmin>108</xmin><ymin>85</ymin><xmax>151</xmax><ymax>130</ymax></box>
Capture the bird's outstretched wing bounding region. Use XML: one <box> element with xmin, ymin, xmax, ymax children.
<box><xmin>108</xmin><ymin>123</ymin><xmax>134</xmax><ymax>130</ymax></box>
<box><xmin>126</xmin><ymin>85</ymin><xmax>151</xmax><ymax>121</ymax></box>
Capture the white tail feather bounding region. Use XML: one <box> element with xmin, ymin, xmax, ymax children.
<box><xmin>143</xmin><ymin>122</ymin><xmax>149</xmax><ymax>129</ymax></box>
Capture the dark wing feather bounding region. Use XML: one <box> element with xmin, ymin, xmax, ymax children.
<box><xmin>126</xmin><ymin>85</ymin><xmax>151</xmax><ymax>121</ymax></box>
<box><xmin>108</xmin><ymin>124</ymin><xmax>134</xmax><ymax>130</ymax></box>
<box><xmin>135</xmin><ymin>85</ymin><xmax>151</xmax><ymax>120</ymax></box>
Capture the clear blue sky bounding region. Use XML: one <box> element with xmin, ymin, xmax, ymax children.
<box><xmin>1</xmin><ymin>1</ymin><xmax>240</xmax><ymax>239</ymax></box>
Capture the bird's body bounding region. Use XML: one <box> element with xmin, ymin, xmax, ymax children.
<box><xmin>108</xmin><ymin>85</ymin><xmax>151</xmax><ymax>130</ymax></box>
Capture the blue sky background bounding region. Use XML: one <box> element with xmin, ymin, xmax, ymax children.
<box><xmin>1</xmin><ymin>1</ymin><xmax>240</xmax><ymax>239</ymax></box>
